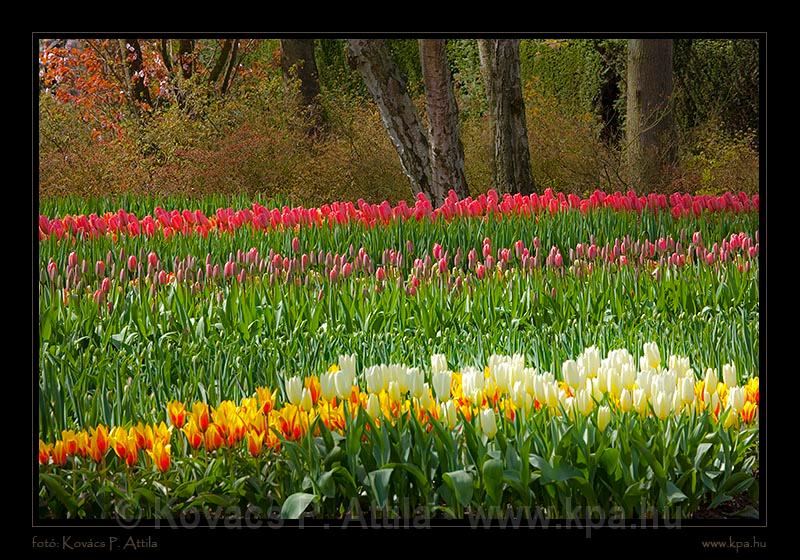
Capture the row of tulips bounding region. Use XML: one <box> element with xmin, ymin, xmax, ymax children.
<box><xmin>41</xmin><ymin>231</ymin><xmax>758</xmax><ymax>305</ymax></box>
<box><xmin>38</xmin><ymin>344</ymin><xmax>759</xmax><ymax>519</ymax></box>
<box><xmin>38</xmin><ymin>189</ymin><xmax>759</xmax><ymax>241</ymax></box>
<box><xmin>40</xmin><ymin>343</ymin><xmax>758</xmax><ymax>471</ymax></box>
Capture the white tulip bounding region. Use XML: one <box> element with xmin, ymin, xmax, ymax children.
<box><xmin>669</xmin><ymin>355</ymin><xmax>691</xmax><ymax>378</ymax></box>
<box><xmin>562</xmin><ymin>359</ymin><xmax>581</xmax><ymax>389</ymax></box>
<box><xmin>512</xmin><ymin>381</ymin><xmax>527</xmax><ymax>409</ymax></box>
<box><xmin>633</xmin><ymin>388</ymin><xmax>647</xmax><ymax>415</ymax></box>
<box><xmin>681</xmin><ymin>376</ymin><xmax>695</xmax><ymax>404</ymax></box>
<box><xmin>576</xmin><ymin>389</ymin><xmax>594</xmax><ymax>416</ymax></box>
<box><xmin>419</xmin><ymin>384</ymin><xmax>433</xmax><ymax>410</ymax></box>
<box><xmin>597</xmin><ymin>405</ymin><xmax>611</xmax><ymax>431</ymax></box>
<box><xmin>285</xmin><ymin>377</ymin><xmax>303</xmax><ymax>406</ymax></box>
<box><xmin>729</xmin><ymin>386</ymin><xmax>745</xmax><ymax>412</ymax></box>
<box><xmin>320</xmin><ymin>372</ymin><xmax>337</xmax><ymax>401</ymax></box>
<box><xmin>704</xmin><ymin>368</ymin><xmax>718</xmax><ymax>395</ymax></box>
<box><xmin>653</xmin><ymin>391</ymin><xmax>670</xmax><ymax>420</ymax></box>
<box><xmin>579</xmin><ymin>346</ymin><xmax>601</xmax><ymax>378</ymax></box>
<box><xmin>441</xmin><ymin>400</ymin><xmax>457</xmax><ymax>429</ymax></box>
<box><xmin>432</xmin><ymin>371</ymin><xmax>452</xmax><ymax>401</ymax></box>
<box><xmin>300</xmin><ymin>388</ymin><xmax>313</xmax><ymax>411</ymax></box>
<box><xmin>364</xmin><ymin>365</ymin><xmax>384</xmax><ymax>395</ymax></box>
<box><xmin>620</xmin><ymin>388</ymin><xmax>632</xmax><ymax>412</ymax></box>
<box><xmin>338</xmin><ymin>354</ymin><xmax>356</xmax><ymax>382</ymax></box>
<box><xmin>430</xmin><ymin>353</ymin><xmax>448</xmax><ymax>375</ymax></box>
<box><xmin>643</xmin><ymin>342</ymin><xmax>661</xmax><ymax>371</ymax></box>
<box><xmin>408</xmin><ymin>368</ymin><xmax>424</xmax><ymax>399</ymax></box>
<box><xmin>367</xmin><ymin>393</ymin><xmax>381</xmax><ymax>419</ymax></box>
<box><xmin>335</xmin><ymin>370</ymin><xmax>353</xmax><ymax>399</ymax></box>
<box><xmin>621</xmin><ymin>363</ymin><xmax>636</xmax><ymax>389</ymax></box>
<box><xmin>388</xmin><ymin>381</ymin><xmax>401</xmax><ymax>403</ymax></box>
<box><xmin>723</xmin><ymin>363</ymin><xmax>738</xmax><ymax>388</ymax></box>
<box><xmin>479</xmin><ymin>408</ymin><xmax>498</xmax><ymax>439</ymax></box>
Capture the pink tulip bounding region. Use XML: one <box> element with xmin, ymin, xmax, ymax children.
<box><xmin>476</xmin><ymin>264</ymin><xmax>486</xmax><ymax>280</ymax></box>
<box><xmin>292</xmin><ymin>236</ymin><xmax>300</xmax><ymax>253</ymax></box>
<box><xmin>148</xmin><ymin>252</ymin><xmax>158</xmax><ymax>268</ymax></box>
<box><xmin>68</xmin><ymin>251</ymin><xmax>77</xmax><ymax>268</ymax></box>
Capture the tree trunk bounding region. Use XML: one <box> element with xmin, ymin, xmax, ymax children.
<box><xmin>221</xmin><ymin>40</ymin><xmax>239</xmax><ymax>95</ymax></box>
<box><xmin>419</xmin><ymin>39</ymin><xmax>468</xmax><ymax>204</ymax></box>
<box><xmin>478</xmin><ymin>39</ymin><xmax>534</xmax><ymax>195</ymax></box>
<box><xmin>178</xmin><ymin>39</ymin><xmax>194</xmax><ymax>80</ymax></box>
<box><xmin>122</xmin><ymin>38</ymin><xmax>152</xmax><ymax>109</ymax></box>
<box><xmin>626</xmin><ymin>39</ymin><xmax>677</xmax><ymax>189</ymax></box>
<box><xmin>347</xmin><ymin>39</ymin><xmax>432</xmax><ymax>198</ymax></box>
<box><xmin>280</xmin><ymin>39</ymin><xmax>325</xmax><ymax>135</ymax></box>
<box><xmin>209</xmin><ymin>39</ymin><xmax>234</xmax><ymax>84</ymax></box>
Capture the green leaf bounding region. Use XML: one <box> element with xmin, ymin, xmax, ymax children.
<box><xmin>280</xmin><ymin>492</ymin><xmax>316</xmax><ymax>519</ymax></box>
<box><xmin>665</xmin><ymin>481</ymin><xmax>688</xmax><ymax>505</ymax></box>
<box><xmin>482</xmin><ymin>458</ymin><xmax>504</xmax><ymax>505</ymax></box>
<box><xmin>367</xmin><ymin>468</ymin><xmax>395</xmax><ymax>510</ymax></box>
<box><xmin>443</xmin><ymin>470</ymin><xmax>474</xmax><ymax>507</ymax></box>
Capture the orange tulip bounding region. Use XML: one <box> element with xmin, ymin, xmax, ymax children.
<box><xmin>192</xmin><ymin>402</ymin><xmax>210</xmax><ymax>432</ymax></box>
<box><xmin>147</xmin><ymin>440</ymin><xmax>171</xmax><ymax>473</ymax></box>
<box><xmin>61</xmin><ymin>430</ymin><xmax>78</xmax><ymax>456</ymax></box>
<box><xmin>204</xmin><ymin>423</ymin><xmax>224</xmax><ymax>451</ymax></box>
<box><xmin>91</xmin><ymin>425</ymin><xmax>109</xmax><ymax>455</ymax></box>
<box><xmin>75</xmin><ymin>431</ymin><xmax>89</xmax><ymax>457</ymax></box>
<box><xmin>38</xmin><ymin>439</ymin><xmax>51</xmax><ymax>465</ymax></box>
<box><xmin>154</xmin><ymin>421</ymin><xmax>172</xmax><ymax>445</ymax></box>
<box><xmin>182</xmin><ymin>418</ymin><xmax>203</xmax><ymax>449</ymax></box>
<box><xmin>87</xmin><ymin>434</ymin><xmax>106</xmax><ymax>463</ymax></box>
<box><xmin>305</xmin><ymin>376</ymin><xmax>321</xmax><ymax>405</ymax></box>
<box><xmin>247</xmin><ymin>430</ymin><xmax>264</xmax><ymax>457</ymax></box>
<box><xmin>256</xmin><ymin>387</ymin><xmax>276</xmax><ymax>414</ymax></box>
<box><xmin>110</xmin><ymin>427</ymin><xmax>129</xmax><ymax>459</ymax></box>
<box><xmin>167</xmin><ymin>400</ymin><xmax>186</xmax><ymax>428</ymax></box>
<box><xmin>51</xmin><ymin>441</ymin><xmax>67</xmax><ymax>466</ymax></box>
<box><xmin>124</xmin><ymin>439</ymin><xmax>139</xmax><ymax>467</ymax></box>
<box><xmin>741</xmin><ymin>401</ymin><xmax>758</xmax><ymax>424</ymax></box>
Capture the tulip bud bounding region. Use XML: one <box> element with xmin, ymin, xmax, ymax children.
<box><xmin>681</xmin><ymin>376</ymin><xmax>695</xmax><ymax>404</ymax></box>
<box><xmin>597</xmin><ymin>406</ymin><xmax>611</xmax><ymax>431</ymax></box>
<box><xmin>367</xmin><ymin>393</ymin><xmax>381</xmax><ymax>419</ymax></box>
<box><xmin>300</xmin><ymin>388</ymin><xmax>313</xmax><ymax>411</ymax></box>
<box><xmin>441</xmin><ymin>401</ymin><xmax>457</xmax><ymax>429</ymax></box>
<box><xmin>704</xmin><ymin>368</ymin><xmax>718</xmax><ymax>394</ymax></box>
<box><xmin>620</xmin><ymin>388</ymin><xmax>632</xmax><ymax>412</ymax></box>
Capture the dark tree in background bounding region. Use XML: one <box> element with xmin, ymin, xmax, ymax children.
<box><xmin>626</xmin><ymin>39</ymin><xmax>678</xmax><ymax>188</ymax></box>
<box><xmin>347</xmin><ymin>39</ymin><xmax>432</xmax><ymax>198</ymax></box>
<box><xmin>478</xmin><ymin>39</ymin><xmax>535</xmax><ymax>195</ymax></box>
<box><xmin>121</xmin><ymin>39</ymin><xmax>152</xmax><ymax>110</ymax></box>
<box><xmin>419</xmin><ymin>39</ymin><xmax>469</xmax><ymax>204</ymax></box>
<box><xmin>280</xmin><ymin>40</ymin><xmax>325</xmax><ymax>135</ymax></box>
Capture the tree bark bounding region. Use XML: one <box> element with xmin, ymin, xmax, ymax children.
<box><xmin>347</xmin><ymin>39</ymin><xmax>432</xmax><ymax>198</ymax></box>
<box><xmin>478</xmin><ymin>39</ymin><xmax>534</xmax><ymax>195</ymax></box>
<box><xmin>209</xmin><ymin>39</ymin><xmax>233</xmax><ymax>84</ymax></box>
<box><xmin>280</xmin><ymin>39</ymin><xmax>324</xmax><ymax>135</ymax></box>
<box><xmin>221</xmin><ymin>40</ymin><xmax>239</xmax><ymax>95</ymax></box>
<box><xmin>178</xmin><ymin>39</ymin><xmax>194</xmax><ymax>80</ymax></box>
<box><xmin>626</xmin><ymin>39</ymin><xmax>677</xmax><ymax>189</ymax></box>
<box><xmin>122</xmin><ymin>38</ymin><xmax>152</xmax><ymax>109</ymax></box>
<box><xmin>419</xmin><ymin>39</ymin><xmax>468</xmax><ymax>204</ymax></box>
